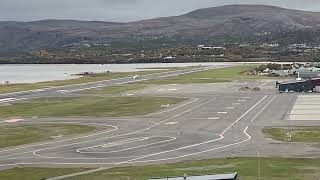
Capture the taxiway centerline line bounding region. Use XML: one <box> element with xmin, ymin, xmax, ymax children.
<box><xmin>31</xmin><ymin>98</ymin><xmax>210</xmax><ymax>158</ymax></box>
<box><xmin>116</xmin><ymin>96</ymin><xmax>267</xmax><ymax>165</ymax></box>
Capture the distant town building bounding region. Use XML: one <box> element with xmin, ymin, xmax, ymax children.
<box><xmin>271</xmin><ymin>70</ymin><xmax>294</xmax><ymax>77</ymax></box>
<box><xmin>261</xmin><ymin>43</ymin><xmax>279</xmax><ymax>48</ymax></box>
<box><xmin>164</xmin><ymin>56</ymin><xmax>175</xmax><ymax>60</ymax></box>
<box><xmin>197</xmin><ymin>45</ymin><xmax>226</xmax><ymax>50</ymax></box>
<box><xmin>297</xmin><ymin>70</ymin><xmax>320</xmax><ymax>80</ymax></box>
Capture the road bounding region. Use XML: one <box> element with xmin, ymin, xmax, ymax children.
<box><xmin>0</xmin><ymin>66</ymin><xmax>319</xmax><ymax>179</ymax></box>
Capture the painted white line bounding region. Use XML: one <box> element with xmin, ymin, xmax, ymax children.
<box><xmin>125</xmin><ymin>126</ymin><xmax>252</xmax><ymax>164</ymax></box>
<box><xmin>164</xmin><ymin>122</ymin><xmax>179</xmax><ymax>125</ymax></box>
<box><xmin>259</xmin><ymin>81</ymin><xmax>271</xmax><ymax>87</ymax></box>
<box><xmin>0</xmin><ymin>98</ymin><xmax>27</xmax><ymax>104</ymax></box>
<box><xmin>57</xmin><ymin>90</ymin><xmax>69</xmax><ymax>93</ymax></box>
<box><xmin>220</xmin><ymin>96</ymin><xmax>267</xmax><ymax>136</ymax></box>
<box><xmin>76</xmin><ymin>137</ymin><xmax>149</xmax><ymax>153</ymax></box>
<box><xmin>58</xmin><ymin>86</ymin><xmax>104</xmax><ymax>93</ymax></box>
<box><xmin>238</xmin><ymin>100</ymin><xmax>246</xmax><ymax>102</ymax></box>
<box><xmin>217</xmin><ymin>112</ymin><xmax>228</xmax><ymax>114</ymax></box>
<box><xmin>31</xmin><ymin>98</ymin><xmax>213</xmax><ymax>158</ymax></box>
<box><xmin>145</xmin><ymin>98</ymin><xmax>199</xmax><ymax>116</ymax></box>
<box><xmin>110</xmin><ymin>96</ymin><xmax>266</xmax><ymax>165</ymax></box>
<box><xmin>0</xmin><ymin>164</ymin><xmax>17</xmax><ymax>167</ymax></box>
<box><xmin>225</xmin><ymin>107</ymin><xmax>235</xmax><ymax>109</ymax></box>
<box><xmin>78</xmin><ymin>136</ymin><xmax>176</xmax><ymax>154</ymax></box>
<box><xmin>0</xmin><ymin>98</ymin><xmax>15</xmax><ymax>102</ymax></box>
<box><xmin>3</xmin><ymin>125</ymin><xmax>248</xmax><ymax>167</ymax></box>
<box><xmin>102</xmin><ymin>137</ymin><xmax>176</xmax><ymax>154</ymax></box>
<box><xmin>208</xmin><ymin>117</ymin><xmax>219</xmax><ymax>120</ymax></box>
<box><xmin>122</xmin><ymin>94</ymin><xmax>135</xmax><ymax>96</ymax></box>
<box><xmin>250</xmin><ymin>95</ymin><xmax>277</xmax><ymax>123</ymax></box>
<box><xmin>1</xmin><ymin>119</ymin><xmax>25</xmax><ymax>123</ymax></box>
<box><xmin>0</xmin><ymin>125</ymin><xmax>119</xmax><ymax>157</ymax></box>
<box><xmin>133</xmin><ymin>95</ymin><xmax>266</xmax><ymax>163</ymax></box>
<box><xmin>1</xmin><ymin>98</ymin><xmax>200</xmax><ymax>159</ymax></box>
<box><xmin>0</xmin><ymin>66</ymin><xmax>221</xmax><ymax>97</ymax></box>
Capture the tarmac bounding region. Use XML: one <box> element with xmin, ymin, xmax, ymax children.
<box><xmin>0</xmin><ymin>66</ymin><xmax>319</xmax><ymax>176</ymax></box>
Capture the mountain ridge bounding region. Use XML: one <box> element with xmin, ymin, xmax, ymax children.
<box><xmin>1</xmin><ymin>4</ymin><xmax>320</xmax><ymax>52</ymax></box>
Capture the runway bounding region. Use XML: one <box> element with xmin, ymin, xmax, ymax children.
<box><xmin>0</xmin><ymin>67</ymin><xmax>319</xmax><ymax>174</ymax></box>
<box><xmin>0</xmin><ymin>65</ymin><xmax>222</xmax><ymax>103</ymax></box>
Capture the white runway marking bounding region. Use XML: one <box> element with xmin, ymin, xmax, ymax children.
<box><xmin>225</xmin><ymin>107</ymin><xmax>235</xmax><ymax>109</ymax></box>
<box><xmin>57</xmin><ymin>90</ymin><xmax>69</xmax><ymax>93</ymax></box>
<box><xmin>24</xmin><ymin>99</ymin><xmax>205</xmax><ymax>158</ymax></box>
<box><xmin>31</xmin><ymin>99</ymin><xmax>211</xmax><ymax>158</ymax></box>
<box><xmin>250</xmin><ymin>95</ymin><xmax>277</xmax><ymax>123</ymax></box>
<box><xmin>0</xmin><ymin>94</ymin><xmax>268</xmax><ymax>170</ymax></box>
<box><xmin>118</xmin><ymin>96</ymin><xmax>267</xmax><ymax>165</ymax></box>
<box><xmin>0</xmin><ymin>124</ymin><xmax>119</xmax><ymax>158</ymax></box>
<box><xmin>1</xmin><ymin>119</ymin><xmax>25</xmax><ymax>123</ymax></box>
<box><xmin>145</xmin><ymin>98</ymin><xmax>199</xmax><ymax>116</ymax></box>
<box><xmin>76</xmin><ymin>137</ymin><xmax>149</xmax><ymax>153</ymax></box>
<box><xmin>122</xmin><ymin>94</ymin><xmax>135</xmax><ymax>96</ymax></box>
<box><xmin>0</xmin><ymin>98</ymin><xmax>15</xmax><ymax>102</ymax></box>
<box><xmin>126</xmin><ymin>126</ymin><xmax>252</xmax><ymax>164</ymax></box>
<box><xmin>164</xmin><ymin>122</ymin><xmax>179</xmax><ymax>125</ymax></box>
<box><xmin>0</xmin><ymin>66</ymin><xmax>219</xmax><ymax>97</ymax></box>
<box><xmin>77</xmin><ymin>136</ymin><xmax>176</xmax><ymax>155</ymax></box>
<box><xmin>217</xmin><ymin>112</ymin><xmax>228</xmax><ymax>114</ymax></box>
<box><xmin>259</xmin><ymin>81</ymin><xmax>271</xmax><ymax>87</ymax></box>
<box><xmin>157</xmin><ymin>88</ymin><xmax>179</xmax><ymax>92</ymax></box>
<box><xmin>0</xmin><ymin>98</ymin><xmax>27</xmax><ymax>104</ymax></box>
<box><xmin>208</xmin><ymin>117</ymin><xmax>219</xmax><ymax>120</ymax></box>
<box><xmin>237</xmin><ymin>100</ymin><xmax>246</xmax><ymax>102</ymax></box>
<box><xmin>116</xmin><ymin>97</ymin><xmax>268</xmax><ymax>165</ymax></box>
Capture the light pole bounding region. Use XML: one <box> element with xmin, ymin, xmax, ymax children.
<box><xmin>258</xmin><ymin>151</ymin><xmax>261</xmax><ymax>180</ymax></box>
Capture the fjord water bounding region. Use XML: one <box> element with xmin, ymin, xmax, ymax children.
<box><xmin>0</xmin><ymin>63</ymin><xmax>231</xmax><ymax>84</ymax></box>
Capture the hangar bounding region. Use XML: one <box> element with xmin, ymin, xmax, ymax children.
<box><xmin>278</xmin><ymin>78</ymin><xmax>320</xmax><ymax>92</ymax></box>
<box><xmin>278</xmin><ymin>80</ymin><xmax>312</xmax><ymax>92</ymax></box>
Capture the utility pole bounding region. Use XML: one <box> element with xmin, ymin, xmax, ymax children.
<box><xmin>258</xmin><ymin>151</ymin><xmax>261</xmax><ymax>180</ymax></box>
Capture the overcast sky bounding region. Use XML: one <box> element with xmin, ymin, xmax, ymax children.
<box><xmin>1</xmin><ymin>0</ymin><xmax>320</xmax><ymax>22</ymax></box>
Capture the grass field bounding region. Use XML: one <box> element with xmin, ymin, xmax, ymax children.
<box><xmin>0</xmin><ymin>96</ymin><xmax>184</xmax><ymax>117</ymax></box>
<box><xmin>137</xmin><ymin>65</ymin><xmax>262</xmax><ymax>84</ymax></box>
<box><xmin>0</xmin><ymin>124</ymin><xmax>97</xmax><ymax>148</ymax></box>
<box><xmin>0</xmin><ymin>70</ymin><xmax>163</xmax><ymax>94</ymax></box>
<box><xmin>263</xmin><ymin>127</ymin><xmax>320</xmax><ymax>142</ymax></box>
<box><xmin>82</xmin><ymin>84</ymin><xmax>147</xmax><ymax>94</ymax></box>
<box><xmin>66</xmin><ymin>157</ymin><xmax>320</xmax><ymax>180</ymax></box>
<box><xmin>0</xmin><ymin>167</ymin><xmax>89</xmax><ymax>180</ymax></box>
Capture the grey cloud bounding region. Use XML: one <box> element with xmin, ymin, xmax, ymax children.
<box><xmin>0</xmin><ymin>0</ymin><xmax>320</xmax><ymax>22</ymax></box>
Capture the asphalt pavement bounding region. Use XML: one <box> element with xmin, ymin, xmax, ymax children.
<box><xmin>0</xmin><ymin>67</ymin><xmax>319</xmax><ymax>178</ymax></box>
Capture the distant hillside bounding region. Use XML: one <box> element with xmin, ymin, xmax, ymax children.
<box><xmin>1</xmin><ymin>5</ymin><xmax>320</xmax><ymax>52</ymax></box>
